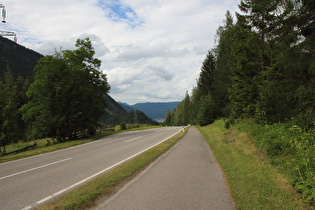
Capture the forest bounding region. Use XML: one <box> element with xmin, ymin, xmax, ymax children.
<box><xmin>165</xmin><ymin>0</ymin><xmax>314</xmax><ymax>204</ymax></box>
<box><xmin>0</xmin><ymin>38</ymin><xmax>110</xmax><ymax>152</ymax></box>
<box><xmin>166</xmin><ymin>0</ymin><xmax>314</xmax><ymax>128</ymax></box>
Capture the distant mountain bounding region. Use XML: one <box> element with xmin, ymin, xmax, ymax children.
<box><xmin>100</xmin><ymin>94</ymin><xmax>128</xmax><ymax>123</ymax></box>
<box><xmin>118</xmin><ymin>102</ymin><xmax>135</xmax><ymax>112</ymax></box>
<box><xmin>118</xmin><ymin>101</ymin><xmax>180</xmax><ymax>122</ymax></box>
<box><xmin>103</xmin><ymin>109</ymin><xmax>158</xmax><ymax>126</ymax></box>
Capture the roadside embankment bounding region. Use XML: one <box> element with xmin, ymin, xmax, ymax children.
<box><xmin>198</xmin><ymin>119</ymin><xmax>313</xmax><ymax>209</ymax></box>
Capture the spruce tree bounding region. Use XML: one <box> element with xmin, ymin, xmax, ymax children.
<box><xmin>197</xmin><ymin>50</ymin><xmax>216</xmax><ymax>97</ymax></box>
<box><xmin>164</xmin><ymin>108</ymin><xmax>172</xmax><ymax>126</ymax></box>
<box><xmin>229</xmin><ymin>13</ymin><xmax>261</xmax><ymax>119</ymax></box>
<box><xmin>213</xmin><ymin>11</ymin><xmax>235</xmax><ymax>117</ymax></box>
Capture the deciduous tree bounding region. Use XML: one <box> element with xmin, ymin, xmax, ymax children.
<box><xmin>21</xmin><ymin>38</ymin><xmax>110</xmax><ymax>141</ymax></box>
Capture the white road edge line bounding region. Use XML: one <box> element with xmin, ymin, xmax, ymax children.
<box><xmin>0</xmin><ymin>158</ymin><xmax>72</xmax><ymax>180</ymax></box>
<box><xmin>22</xmin><ymin>128</ymin><xmax>183</xmax><ymax>210</ymax></box>
<box><xmin>125</xmin><ymin>136</ymin><xmax>142</xmax><ymax>143</ymax></box>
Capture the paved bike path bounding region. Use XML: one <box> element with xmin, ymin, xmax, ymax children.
<box><xmin>94</xmin><ymin>126</ymin><xmax>235</xmax><ymax>209</ymax></box>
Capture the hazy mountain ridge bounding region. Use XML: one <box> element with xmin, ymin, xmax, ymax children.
<box><xmin>118</xmin><ymin>101</ymin><xmax>180</xmax><ymax>122</ymax></box>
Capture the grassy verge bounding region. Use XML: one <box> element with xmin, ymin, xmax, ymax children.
<box><xmin>233</xmin><ymin>119</ymin><xmax>314</xmax><ymax>204</ymax></box>
<box><xmin>198</xmin><ymin>120</ymin><xmax>312</xmax><ymax>209</ymax></box>
<box><xmin>0</xmin><ymin>125</ymin><xmax>162</xmax><ymax>164</ymax></box>
<box><xmin>38</xmin><ymin>127</ymin><xmax>187</xmax><ymax>209</ymax></box>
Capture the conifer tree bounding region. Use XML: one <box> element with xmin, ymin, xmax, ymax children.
<box><xmin>198</xmin><ymin>93</ymin><xmax>216</xmax><ymax>126</ymax></box>
<box><xmin>229</xmin><ymin>13</ymin><xmax>261</xmax><ymax>119</ymax></box>
<box><xmin>164</xmin><ymin>108</ymin><xmax>172</xmax><ymax>126</ymax></box>
<box><xmin>213</xmin><ymin>11</ymin><xmax>235</xmax><ymax>117</ymax></box>
<box><xmin>0</xmin><ymin>70</ymin><xmax>21</xmax><ymax>153</ymax></box>
<box><xmin>197</xmin><ymin>50</ymin><xmax>216</xmax><ymax>97</ymax></box>
<box><xmin>182</xmin><ymin>91</ymin><xmax>190</xmax><ymax>125</ymax></box>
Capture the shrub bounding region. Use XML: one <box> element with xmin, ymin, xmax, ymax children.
<box><xmin>287</xmin><ymin>125</ymin><xmax>314</xmax><ymax>203</ymax></box>
<box><xmin>87</xmin><ymin>126</ymin><xmax>96</xmax><ymax>136</ymax></box>
<box><xmin>235</xmin><ymin>119</ymin><xmax>315</xmax><ymax>204</ymax></box>
<box><xmin>120</xmin><ymin>122</ymin><xmax>126</xmax><ymax>130</ymax></box>
<box><xmin>127</xmin><ymin>123</ymin><xmax>140</xmax><ymax>129</ymax></box>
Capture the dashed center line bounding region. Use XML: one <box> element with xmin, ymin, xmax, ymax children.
<box><xmin>125</xmin><ymin>136</ymin><xmax>142</xmax><ymax>143</ymax></box>
<box><xmin>0</xmin><ymin>158</ymin><xmax>72</xmax><ymax>180</ymax></box>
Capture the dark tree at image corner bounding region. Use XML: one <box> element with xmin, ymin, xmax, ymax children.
<box><xmin>20</xmin><ymin>38</ymin><xmax>110</xmax><ymax>142</ymax></box>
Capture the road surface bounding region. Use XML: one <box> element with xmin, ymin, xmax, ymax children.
<box><xmin>0</xmin><ymin>127</ymin><xmax>183</xmax><ymax>210</ymax></box>
<box><xmin>94</xmin><ymin>126</ymin><xmax>235</xmax><ymax>209</ymax></box>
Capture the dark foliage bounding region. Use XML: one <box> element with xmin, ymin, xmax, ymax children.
<box><xmin>0</xmin><ymin>36</ymin><xmax>43</xmax><ymax>78</ymax></box>
<box><xmin>104</xmin><ymin>110</ymin><xmax>159</xmax><ymax>126</ymax></box>
<box><xmin>166</xmin><ymin>0</ymin><xmax>314</xmax><ymax>203</ymax></box>
<box><xmin>20</xmin><ymin>38</ymin><xmax>110</xmax><ymax>142</ymax></box>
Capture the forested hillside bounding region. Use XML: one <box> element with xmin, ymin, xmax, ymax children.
<box><xmin>166</xmin><ymin>0</ymin><xmax>314</xmax><ymax>204</ymax></box>
<box><xmin>103</xmin><ymin>110</ymin><xmax>159</xmax><ymax>126</ymax></box>
<box><xmin>101</xmin><ymin>94</ymin><xmax>128</xmax><ymax>122</ymax></box>
<box><xmin>0</xmin><ymin>36</ymin><xmax>43</xmax><ymax>78</ymax></box>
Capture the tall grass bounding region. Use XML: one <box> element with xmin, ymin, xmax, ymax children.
<box><xmin>233</xmin><ymin>119</ymin><xmax>315</xmax><ymax>204</ymax></box>
<box><xmin>198</xmin><ymin>120</ymin><xmax>312</xmax><ymax>209</ymax></box>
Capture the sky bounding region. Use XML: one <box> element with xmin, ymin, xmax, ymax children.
<box><xmin>1</xmin><ymin>0</ymin><xmax>240</xmax><ymax>105</ymax></box>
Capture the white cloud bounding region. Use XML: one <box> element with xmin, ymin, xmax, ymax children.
<box><xmin>2</xmin><ymin>0</ymin><xmax>240</xmax><ymax>104</ymax></box>
<box><xmin>147</xmin><ymin>65</ymin><xmax>174</xmax><ymax>81</ymax></box>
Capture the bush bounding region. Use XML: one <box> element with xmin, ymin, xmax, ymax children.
<box><xmin>87</xmin><ymin>126</ymin><xmax>96</xmax><ymax>136</ymax></box>
<box><xmin>287</xmin><ymin>125</ymin><xmax>314</xmax><ymax>203</ymax></box>
<box><xmin>235</xmin><ymin>120</ymin><xmax>315</xmax><ymax>204</ymax></box>
<box><xmin>263</xmin><ymin>124</ymin><xmax>291</xmax><ymax>157</ymax></box>
<box><xmin>120</xmin><ymin>122</ymin><xmax>126</xmax><ymax>130</ymax></box>
<box><xmin>224</xmin><ymin>118</ymin><xmax>234</xmax><ymax>129</ymax></box>
<box><xmin>127</xmin><ymin>123</ymin><xmax>140</xmax><ymax>129</ymax></box>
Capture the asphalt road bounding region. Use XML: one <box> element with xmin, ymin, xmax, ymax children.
<box><xmin>94</xmin><ymin>126</ymin><xmax>235</xmax><ymax>210</ymax></box>
<box><xmin>0</xmin><ymin>127</ymin><xmax>183</xmax><ymax>210</ymax></box>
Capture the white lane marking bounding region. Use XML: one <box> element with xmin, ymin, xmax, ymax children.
<box><xmin>22</xmin><ymin>128</ymin><xmax>183</xmax><ymax>210</ymax></box>
<box><xmin>0</xmin><ymin>158</ymin><xmax>72</xmax><ymax>180</ymax></box>
<box><xmin>154</xmin><ymin>129</ymin><xmax>163</xmax><ymax>133</ymax></box>
<box><xmin>125</xmin><ymin>136</ymin><xmax>142</xmax><ymax>143</ymax></box>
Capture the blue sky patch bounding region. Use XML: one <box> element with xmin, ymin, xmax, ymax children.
<box><xmin>97</xmin><ymin>0</ymin><xmax>142</xmax><ymax>27</ymax></box>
